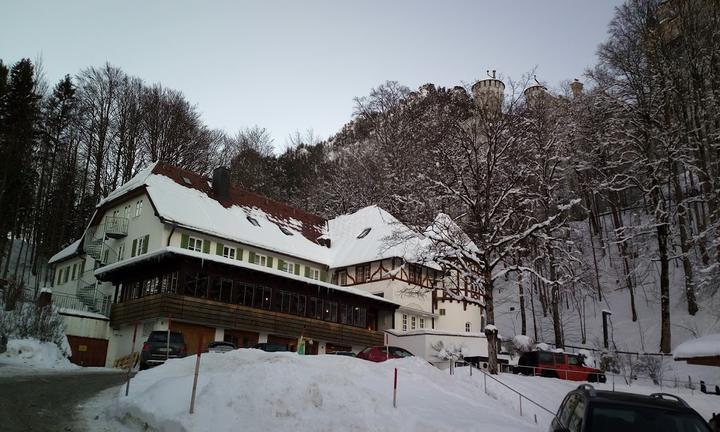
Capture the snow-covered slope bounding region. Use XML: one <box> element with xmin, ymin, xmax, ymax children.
<box><xmin>100</xmin><ymin>349</ymin><xmax>537</xmax><ymax>432</ymax></box>
<box><xmin>496</xmin><ymin>211</ymin><xmax>720</xmax><ymax>356</ymax></box>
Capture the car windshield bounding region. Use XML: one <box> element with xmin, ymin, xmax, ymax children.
<box><xmin>590</xmin><ymin>404</ymin><xmax>711</xmax><ymax>432</ymax></box>
<box><xmin>148</xmin><ymin>332</ymin><xmax>183</xmax><ymax>344</ymax></box>
<box><xmin>390</xmin><ymin>347</ymin><xmax>412</xmax><ymax>358</ymax></box>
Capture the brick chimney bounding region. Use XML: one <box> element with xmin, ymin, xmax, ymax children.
<box><xmin>212</xmin><ymin>167</ymin><xmax>230</xmax><ymax>201</ymax></box>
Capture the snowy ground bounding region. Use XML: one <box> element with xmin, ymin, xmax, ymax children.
<box><xmin>86</xmin><ymin>349</ymin><xmax>540</xmax><ymax>432</ymax></box>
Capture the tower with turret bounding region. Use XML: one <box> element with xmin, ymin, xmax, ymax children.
<box><xmin>471</xmin><ymin>70</ymin><xmax>505</xmax><ymax>114</ymax></box>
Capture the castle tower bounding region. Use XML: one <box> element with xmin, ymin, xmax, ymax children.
<box><xmin>471</xmin><ymin>70</ymin><xmax>505</xmax><ymax>114</ymax></box>
<box><xmin>523</xmin><ymin>76</ymin><xmax>549</xmax><ymax>108</ymax></box>
<box><xmin>570</xmin><ymin>79</ymin><xmax>584</xmax><ymax>98</ymax></box>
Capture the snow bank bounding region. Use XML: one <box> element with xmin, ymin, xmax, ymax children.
<box><xmin>109</xmin><ymin>349</ymin><xmax>534</xmax><ymax>432</ymax></box>
<box><xmin>674</xmin><ymin>334</ymin><xmax>720</xmax><ymax>359</ymax></box>
<box><xmin>0</xmin><ymin>338</ymin><xmax>78</xmax><ymax>370</ymax></box>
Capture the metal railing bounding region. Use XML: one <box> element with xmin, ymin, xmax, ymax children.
<box><xmin>52</xmin><ymin>291</ymin><xmax>111</xmax><ymax>316</ymax></box>
<box><xmin>500</xmin><ymin>363</ymin><xmax>715</xmax><ymax>395</ymax></box>
<box><xmin>471</xmin><ymin>365</ymin><xmax>560</xmax><ymax>426</ymax></box>
<box><xmin>104</xmin><ymin>216</ymin><xmax>129</xmax><ymax>237</ymax></box>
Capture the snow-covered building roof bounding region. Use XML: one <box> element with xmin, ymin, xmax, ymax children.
<box><xmin>94</xmin><ymin>163</ymin><xmax>447</xmax><ymax>270</ymax></box>
<box><xmin>673</xmin><ymin>334</ymin><xmax>720</xmax><ymax>365</ymax></box>
<box><xmin>48</xmin><ymin>240</ymin><xmax>81</xmax><ymax>264</ymax></box>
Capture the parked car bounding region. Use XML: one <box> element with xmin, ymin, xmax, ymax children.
<box><xmin>357</xmin><ymin>346</ymin><xmax>413</xmax><ymax>362</ymax></box>
<box><xmin>549</xmin><ymin>384</ymin><xmax>713</xmax><ymax>432</ymax></box>
<box><xmin>514</xmin><ymin>351</ymin><xmax>606</xmax><ymax>383</ymax></box>
<box><xmin>208</xmin><ymin>341</ymin><xmax>236</xmax><ymax>353</ymax></box>
<box><xmin>253</xmin><ymin>342</ymin><xmax>289</xmax><ymax>352</ymax></box>
<box><xmin>140</xmin><ymin>331</ymin><xmax>187</xmax><ymax>370</ymax></box>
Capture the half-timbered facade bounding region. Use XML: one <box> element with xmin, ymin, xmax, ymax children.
<box><xmin>48</xmin><ymin>162</ymin><xmax>485</xmax><ymax>366</ymax></box>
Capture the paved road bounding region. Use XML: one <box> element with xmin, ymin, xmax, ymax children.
<box><xmin>0</xmin><ymin>369</ymin><xmax>128</xmax><ymax>431</ymax></box>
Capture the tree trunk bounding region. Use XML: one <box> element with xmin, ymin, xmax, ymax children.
<box><xmin>483</xmin><ymin>269</ymin><xmax>499</xmax><ymax>374</ymax></box>
<box><xmin>518</xmin><ymin>271</ymin><xmax>527</xmax><ymax>336</ymax></box>
<box><xmin>658</xmin><ymin>222</ymin><xmax>671</xmax><ymax>353</ymax></box>
<box><xmin>611</xmin><ymin>202</ymin><xmax>638</xmax><ymax>321</ymax></box>
<box><xmin>671</xmin><ymin>165</ymin><xmax>698</xmax><ymax>315</ymax></box>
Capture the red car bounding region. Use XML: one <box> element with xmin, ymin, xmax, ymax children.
<box><xmin>357</xmin><ymin>346</ymin><xmax>414</xmax><ymax>362</ymax></box>
<box><xmin>515</xmin><ymin>351</ymin><xmax>606</xmax><ymax>383</ymax></box>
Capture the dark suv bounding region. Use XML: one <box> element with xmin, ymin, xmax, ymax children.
<box><xmin>140</xmin><ymin>331</ymin><xmax>187</xmax><ymax>370</ymax></box>
<box><xmin>549</xmin><ymin>384</ymin><xmax>713</xmax><ymax>432</ymax></box>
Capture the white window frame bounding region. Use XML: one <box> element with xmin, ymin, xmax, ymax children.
<box><xmin>253</xmin><ymin>253</ymin><xmax>267</xmax><ymax>266</ymax></box>
<box><xmin>338</xmin><ymin>271</ymin><xmax>347</xmax><ymax>286</ymax></box>
<box><xmin>223</xmin><ymin>246</ymin><xmax>236</xmax><ymax>259</ymax></box>
<box><xmin>465</xmin><ymin>322</ymin><xmax>471</xmax><ymax>333</ymax></box>
<box><xmin>310</xmin><ymin>268</ymin><xmax>320</xmax><ymax>280</ymax></box>
<box><xmin>419</xmin><ymin>318</ymin><xmax>425</xmax><ymax>329</ymax></box>
<box><xmin>402</xmin><ymin>314</ymin><xmax>408</xmax><ymax>331</ymax></box>
<box><xmin>281</xmin><ymin>261</ymin><xmax>295</xmax><ymax>274</ymax></box>
<box><xmin>188</xmin><ymin>237</ymin><xmax>203</xmax><ymax>252</ymax></box>
<box><xmin>124</xmin><ymin>205</ymin><xmax>131</xmax><ymax>219</ymax></box>
<box><xmin>136</xmin><ymin>236</ymin><xmax>146</xmax><ymax>256</ymax></box>
<box><xmin>118</xmin><ymin>244</ymin><xmax>125</xmax><ymax>261</ymax></box>
<box><xmin>135</xmin><ymin>200</ymin><xmax>143</xmax><ymax>218</ymax></box>
<box><xmin>411</xmin><ymin>316</ymin><xmax>416</xmax><ymax>330</ymax></box>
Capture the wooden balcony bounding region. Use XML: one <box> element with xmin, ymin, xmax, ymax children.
<box><xmin>110</xmin><ymin>294</ymin><xmax>385</xmax><ymax>347</ymax></box>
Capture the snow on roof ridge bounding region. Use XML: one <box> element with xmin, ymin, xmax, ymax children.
<box><xmin>48</xmin><ymin>239</ymin><xmax>81</xmax><ymax>264</ymax></box>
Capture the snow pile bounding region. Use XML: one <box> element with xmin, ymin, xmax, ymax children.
<box><xmin>108</xmin><ymin>349</ymin><xmax>533</xmax><ymax>432</ymax></box>
<box><xmin>0</xmin><ymin>338</ymin><xmax>77</xmax><ymax>370</ymax></box>
<box><xmin>674</xmin><ymin>334</ymin><xmax>720</xmax><ymax>359</ymax></box>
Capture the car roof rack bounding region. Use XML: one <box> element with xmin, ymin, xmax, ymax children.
<box><xmin>649</xmin><ymin>393</ymin><xmax>689</xmax><ymax>407</ymax></box>
<box><xmin>577</xmin><ymin>384</ymin><xmax>596</xmax><ymax>396</ymax></box>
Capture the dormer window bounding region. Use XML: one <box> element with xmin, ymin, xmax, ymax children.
<box><xmin>279</xmin><ymin>226</ymin><xmax>293</xmax><ymax>236</ymax></box>
<box><xmin>247</xmin><ymin>216</ymin><xmax>260</xmax><ymax>227</ymax></box>
<box><xmin>357</xmin><ymin>228</ymin><xmax>371</xmax><ymax>239</ymax></box>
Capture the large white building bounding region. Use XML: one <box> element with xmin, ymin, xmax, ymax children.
<box><xmin>48</xmin><ymin>162</ymin><xmax>486</xmax><ymax>367</ymax></box>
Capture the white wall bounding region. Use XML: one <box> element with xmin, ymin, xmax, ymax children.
<box><xmin>61</xmin><ymin>314</ymin><xmax>110</xmax><ymax>340</ymax></box>
<box><xmin>434</xmin><ymin>300</ymin><xmax>484</xmax><ymax>334</ymax></box>
<box><xmin>386</xmin><ymin>330</ymin><xmax>488</xmax><ymax>368</ymax></box>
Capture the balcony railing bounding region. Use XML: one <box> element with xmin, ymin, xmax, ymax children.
<box><xmin>104</xmin><ymin>216</ymin><xmax>129</xmax><ymax>238</ymax></box>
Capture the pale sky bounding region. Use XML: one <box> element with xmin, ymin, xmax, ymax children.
<box><xmin>1</xmin><ymin>0</ymin><xmax>624</xmax><ymax>149</ymax></box>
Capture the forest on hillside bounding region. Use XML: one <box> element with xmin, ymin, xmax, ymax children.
<box><xmin>1</xmin><ymin>0</ymin><xmax>718</xmax><ymax>370</ymax></box>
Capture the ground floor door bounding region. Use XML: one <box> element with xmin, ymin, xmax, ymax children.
<box><xmin>224</xmin><ymin>329</ymin><xmax>259</xmax><ymax>348</ymax></box>
<box><xmin>171</xmin><ymin>322</ymin><xmax>215</xmax><ymax>355</ymax></box>
<box><xmin>66</xmin><ymin>335</ymin><xmax>109</xmax><ymax>367</ymax></box>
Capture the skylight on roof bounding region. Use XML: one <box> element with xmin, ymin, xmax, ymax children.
<box><xmin>182</xmin><ymin>176</ymin><xmax>192</xmax><ymax>185</ymax></box>
<box><xmin>247</xmin><ymin>216</ymin><xmax>260</xmax><ymax>227</ymax></box>
<box><xmin>280</xmin><ymin>226</ymin><xmax>294</xmax><ymax>236</ymax></box>
<box><xmin>357</xmin><ymin>228</ymin><xmax>371</xmax><ymax>239</ymax></box>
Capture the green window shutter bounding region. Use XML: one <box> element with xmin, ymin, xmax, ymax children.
<box><xmin>131</xmin><ymin>239</ymin><xmax>137</xmax><ymax>257</ymax></box>
<box><xmin>294</xmin><ymin>264</ymin><xmax>300</xmax><ymax>275</ymax></box>
<box><xmin>216</xmin><ymin>242</ymin><xmax>224</xmax><ymax>256</ymax></box>
<box><xmin>304</xmin><ymin>266</ymin><xmax>310</xmax><ymax>278</ymax></box>
<box><xmin>143</xmin><ymin>235</ymin><xmax>149</xmax><ymax>254</ymax></box>
<box><xmin>80</xmin><ymin>260</ymin><xmax>85</xmax><ymax>275</ymax></box>
<box><xmin>237</xmin><ymin>248</ymin><xmax>243</xmax><ymax>260</ymax></box>
<box><xmin>202</xmin><ymin>240</ymin><xmax>210</xmax><ymax>254</ymax></box>
<box><xmin>180</xmin><ymin>233</ymin><xmax>189</xmax><ymax>249</ymax></box>
<box><xmin>63</xmin><ymin>267</ymin><xmax>69</xmax><ymax>283</ymax></box>
<box><xmin>71</xmin><ymin>264</ymin><xmax>77</xmax><ymax>280</ymax></box>
<box><xmin>266</xmin><ymin>256</ymin><xmax>274</xmax><ymax>268</ymax></box>
<box><xmin>278</xmin><ymin>259</ymin><xmax>285</xmax><ymax>271</ymax></box>
<box><xmin>249</xmin><ymin>251</ymin><xmax>256</xmax><ymax>263</ymax></box>
<box><xmin>320</xmin><ymin>270</ymin><xmax>328</xmax><ymax>282</ymax></box>
<box><xmin>56</xmin><ymin>269</ymin><xmax>62</xmax><ymax>285</ymax></box>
